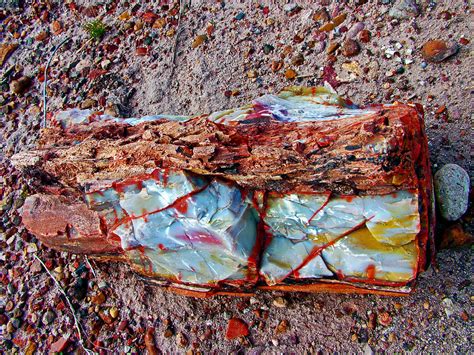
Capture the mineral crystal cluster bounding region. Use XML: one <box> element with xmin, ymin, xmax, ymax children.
<box><xmin>14</xmin><ymin>87</ymin><xmax>435</xmax><ymax>296</ymax></box>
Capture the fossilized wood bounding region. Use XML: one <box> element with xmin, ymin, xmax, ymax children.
<box><xmin>14</xmin><ymin>87</ymin><xmax>434</xmax><ymax>296</ymax></box>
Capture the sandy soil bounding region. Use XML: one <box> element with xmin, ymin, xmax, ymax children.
<box><xmin>1</xmin><ymin>1</ymin><xmax>472</xmax><ymax>353</ymax></box>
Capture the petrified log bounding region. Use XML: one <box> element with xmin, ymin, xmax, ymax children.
<box><xmin>14</xmin><ymin>87</ymin><xmax>435</xmax><ymax>296</ymax></box>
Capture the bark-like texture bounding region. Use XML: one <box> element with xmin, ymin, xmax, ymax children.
<box><xmin>14</xmin><ymin>87</ymin><xmax>434</xmax><ymax>296</ymax></box>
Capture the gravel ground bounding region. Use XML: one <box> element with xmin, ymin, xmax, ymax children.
<box><xmin>1</xmin><ymin>1</ymin><xmax>472</xmax><ymax>353</ymax></box>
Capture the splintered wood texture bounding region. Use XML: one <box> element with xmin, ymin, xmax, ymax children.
<box><xmin>34</xmin><ymin>104</ymin><xmax>423</xmax><ymax>196</ymax></box>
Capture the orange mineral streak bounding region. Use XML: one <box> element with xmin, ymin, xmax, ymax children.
<box><xmin>307</xmin><ymin>192</ymin><xmax>332</xmax><ymax>223</ymax></box>
<box><xmin>366</xmin><ymin>264</ymin><xmax>376</xmax><ymax>280</ymax></box>
<box><xmin>289</xmin><ymin>218</ymin><xmax>372</xmax><ymax>281</ymax></box>
<box><xmin>106</xmin><ymin>182</ymin><xmax>209</xmax><ymax>234</ymax></box>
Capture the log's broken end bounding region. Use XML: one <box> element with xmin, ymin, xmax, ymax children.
<box><xmin>22</xmin><ymin>194</ymin><xmax>120</xmax><ymax>255</ymax></box>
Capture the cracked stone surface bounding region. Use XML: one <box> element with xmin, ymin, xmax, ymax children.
<box><xmin>16</xmin><ymin>87</ymin><xmax>434</xmax><ymax>296</ymax></box>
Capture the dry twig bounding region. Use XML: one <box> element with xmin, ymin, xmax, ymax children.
<box><xmin>164</xmin><ymin>0</ymin><xmax>187</xmax><ymax>94</ymax></box>
<box><xmin>33</xmin><ymin>254</ymin><xmax>95</xmax><ymax>355</ymax></box>
<box><xmin>42</xmin><ymin>37</ymin><xmax>70</xmax><ymax>128</ymax></box>
<box><xmin>85</xmin><ymin>255</ymin><xmax>97</xmax><ymax>278</ymax></box>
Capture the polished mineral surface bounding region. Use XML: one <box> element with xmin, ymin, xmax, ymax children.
<box><xmin>16</xmin><ymin>87</ymin><xmax>433</xmax><ymax>295</ymax></box>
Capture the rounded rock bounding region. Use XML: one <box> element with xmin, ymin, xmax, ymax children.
<box><xmin>42</xmin><ymin>310</ymin><xmax>56</xmax><ymax>325</ymax></box>
<box><xmin>346</xmin><ymin>22</ymin><xmax>365</xmax><ymax>39</ymax></box>
<box><xmin>10</xmin><ymin>76</ymin><xmax>32</xmax><ymax>95</ymax></box>
<box><xmin>434</xmin><ymin>164</ymin><xmax>470</xmax><ymax>221</ymax></box>
<box><xmin>389</xmin><ymin>0</ymin><xmax>420</xmax><ymax>19</ymax></box>
<box><xmin>273</xmin><ymin>296</ymin><xmax>288</xmax><ymax>308</ymax></box>
<box><xmin>421</xmin><ymin>40</ymin><xmax>459</xmax><ymax>63</ymax></box>
<box><xmin>341</xmin><ymin>39</ymin><xmax>360</xmax><ymax>57</ymax></box>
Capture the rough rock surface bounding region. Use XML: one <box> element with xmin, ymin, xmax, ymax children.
<box><xmin>434</xmin><ymin>164</ymin><xmax>470</xmax><ymax>221</ymax></box>
<box><xmin>15</xmin><ymin>92</ymin><xmax>433</xmax><ymax>294</ymax></box>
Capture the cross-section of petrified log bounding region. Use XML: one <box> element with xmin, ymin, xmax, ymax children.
<box><xmin>14</xmin><ymin>87</ymin><xmax>435</xmax><ymax>296</ymax></box>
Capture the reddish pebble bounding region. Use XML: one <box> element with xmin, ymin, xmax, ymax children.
<box><xmin>459</xmin><ymin>37</ymin><xmax>469</xmax><ymax>45</ymax></box>
<box><xmin>35</xmin><ymin>32</ymin><xmax>48</xmax><ymax>41</ymax></box>
<box><xmin>285</xmin><ymin>68</ymin><xmax>297</xmax><ymax>80</ymax></box>
<box><xmin>51</xmin><ymin>20</ymin><xmax>62</xmax><ymax>35</ymax></box>
<box><xmin>118</xmin><ymin>319</ymin><xmax>128</xmax><ymax>331</ymax></box>
<box><xmin>322</xmin><ymin>65</ymin><xmax>340</xmax><ymax>88</ymax></box>
<box><xmin>341</xmin><ymin>39</ymin><xmax>360</xmax><ymax>57</ymax></box>
<box><xmin>225</xmin><ymin>318</ymin><xmax>249</xmax><ymax>340</ymax></box>
<box><xmin>293</xmin><ymin>34</ymin><xmax>304</xmax><ymax>43</ymax></box>
<box><xmin>98</xmin><ymin>310</ymin><xmax>113</xmax><ymax>324</ymax></box>
<box><xmin>145</xmin><ymin>328</ymin><xmax>159</xmax><ymax>355</ymax></box>
<box><xmin>104</xmin><ymin>44</ymin><xmax>118</xmax><ymax>53</ymax></box>
<box><xmin>136</xmin><ymin>47</ymin><xmax>148</xmax><ymax>56</ymax></box>
<box><xmin>421</xmin><ymin>40</ymin><xmax>459</xmax><ymax>63</ymax></box>
<box><xmin>142</xmin><ymin>12</ymin><xmax>158</xmax><ymax>24</ymax></box>
<box><xmin>359</xmin><ymin>29</ymin><xmax>371</xmax><ymax>43</ymax></box>
<box><xmin>439</xmin><ymin>10</ymin><xmax>452</xmax><ymax>20</ymax></box>
<box><xmin>377</xmin><ymin>311</ymin><xmax>393</xmax><ymax>327</ymax></box>
<box><xmin>50</xmin><ymin>337</ymin><xmax>69</xmax><ymax>352</ymax></box>
<box><xmin>88</xmin><ymin>69</ymin><xmax>107</xmax><ymax>80</ymax></box>
<box><xmin>435</xmin><ymin>105</ymin><xmax>447</xmax><ymax>115</ymax></box>
<box><xmin>440</xmin><ymin>224</ymin><xmax>473</xmax><ymax>249</ymax></box>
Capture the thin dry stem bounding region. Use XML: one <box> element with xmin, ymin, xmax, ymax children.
<box><xmin>33</xmin><ymin>254</ymin><xmax>95</xmax><ymax>355</ymax></box>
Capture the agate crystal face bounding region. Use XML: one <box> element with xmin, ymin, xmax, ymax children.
<box><xmin>15</xmin><ymin>87</ymin><xmax>434</xmax><ymax>296</ymax></box>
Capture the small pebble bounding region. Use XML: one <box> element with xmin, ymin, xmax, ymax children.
<box><xmin>421</xmin><ymin>40</ymin><xmax>459</xmax><ymax>63</ymax></box>
<box><xmin>291</xmin><ymin>53</ymin><xmax>304</xmax><ymax>66</ymax></box>
<box><xmin>284</xmin><ymin>69</ymin><xmax>297</xmax><ymax>80</ymax></box>
<box><xmin>80</xmin><ymin>98</ymin><xmax>97</xmax><ymax>109</ymax></box>
<box><xmin>377</xmin><ymin>312</ymin><xmax>393</xmax><ymax>326</ymax></box>
<box><xmin>326</xmin><ymin>42</ymin><xmax>340</xmax><ymax>54</ymax></box>
<box><xmin>275</xmin><ymin>319</ymin><xmax>289</xmax><ymax>334</ymax></box>
<box><xmin>273</xmin><ymin>296</ymin><xmax>288</xmax><ymax>308</ymax></box>
<box><xmin>192</xmin><ymin>35</ymin><xmax>207</xmax><ymax>49</ymax></box>
<box><xmin>442</xmin><ymin>298</ymin><xmax>455</xmax><ymax>317</ymax></box>
<box><xmin>395</xmin><ymin>66</ymin><xmax>405</xmax><ymax>74</ymax></box>
<box><xmin>359</xmin><ymin>29</ymin><xmax>371</xmax><ymax>43</ymax></box>
<box><xmin>389</xmin><ymin>0</ymin><xmax>420</xmax><ymax>19</ymax></box>
<box><xmin>434</xmin><ymin>164</ymin><xmax>470</xmax><ymax>221</ymax></box>
<box><xmin>235</xmin><ymin>12</ymin><xmax>245</xmax><ymax>21</ymax></box>
<box><xmin>440</xmin><ymin>224</ymin><xmax>472</xmax><ymax>248</ymax></box>
<box><xmin>271</xmin><ymin>60</ymin><xmax>283</xmax><ymax>72</ymax></box>
<box><xmin>164</xmin><ymin>327</ymin><xmax>174</xmax><ymax>338</ymax></box>
<box><xmin>341</xmin><ymin>39</ymin><xmax>360</xmax><ymax>57</ymax></box>
<box><xmin>176</xmin><ymin>332</ymin><xmax>188</xmax><ymax>347</ymax></box>
<box><xmin>10</xmin><ymin>76</ymin><xmax>32</xmax><ymax>95</ymax></box>
<box><xmin>109</xmin><ymin>306</ymin><xmax>119</xmax><ymax>319</ymax></box>
<box><xmin>50</xmin><ymin>337</ymin><xmax>69</xmax><ymax>353</ymax></box>
<box><xmin>346</xmin><ymin>22</ymin><xmax>365</xmax><ymax>39</ymax></box>
<box><xmin>263</xmin><ymin>44</ymin><xmax>274</xmax><ymax>54</ymax></box>
<box><xmin>42</xmin><ymin>310</ymin><xmax>56</xmax><ymax>325</ymax></box>
<box><xmin>6</xmin><ymin>320</ymin><xmax>16</xmax><ymax>333</ymax></box>
<box><xmin>247</xmin><ymin>70</ymin><xmax>258</xmax><ymax>79</ymax></box>
<box><xmin>283</xmin><ymin>3</ymin><xmax>298</xmax><ymax>12</ymax></box>
<box><xmin>225</xmin><ymin>318</ymin><xmax>249</xmax><ymax>340</ymax></box>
